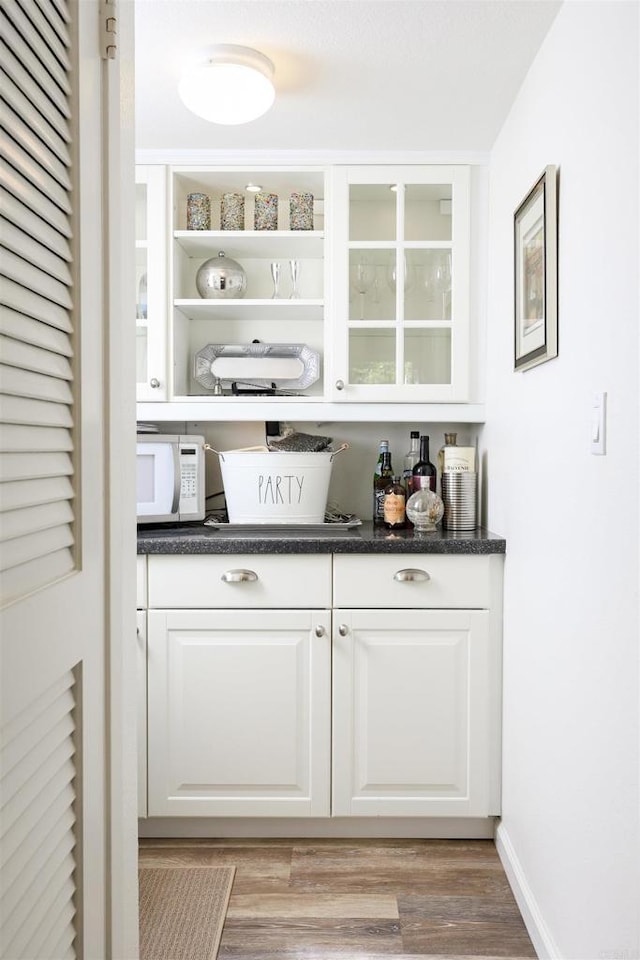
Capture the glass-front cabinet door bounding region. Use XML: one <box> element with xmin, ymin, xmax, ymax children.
<box><xmin>136</xmin><ymin>165</ymin><xmax>168</xmax><ymax>401</ymax></box>
<box><xmin>330</xmin><ymin>165</ymin><xmax>470</xmax><ymax>402</ymax></box>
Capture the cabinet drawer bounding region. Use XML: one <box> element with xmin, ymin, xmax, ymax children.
<box><xmin>333</xmin><ymin>554</ymin><xmax>493</xmax><ymax>609</ymax></box>
<box><xmin>137</xmin><ymin>556</ymin><xmax>147</xmax><ymax>608</ymax></box>
<box><xmin>148</xmin><ymin>554</ymin><xmax>332</xmax><ymax>608</ymax></box>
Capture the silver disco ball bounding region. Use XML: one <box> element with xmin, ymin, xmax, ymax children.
<box><xmin>195</xmin><ymin>250</ymin><xmax>247</xmax><ymax>299</ymax></box>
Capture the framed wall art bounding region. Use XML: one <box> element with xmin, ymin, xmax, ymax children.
<box><xmin>514</xmin><ymin>165</ymin><xmax>558</xmax><ymax>371</ymax></box>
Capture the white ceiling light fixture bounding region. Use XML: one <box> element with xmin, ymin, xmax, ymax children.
<box><xmin>178</xmin><ymin>45</ymin><xmax>275</xmax><ymax>125</ymax></box>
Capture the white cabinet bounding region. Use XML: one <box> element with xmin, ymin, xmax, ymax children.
<box><xmin>168</xmin><ymin>167</ymin><xmax>327</xmax><ymax>401</ymax></box>
<box><xmin>136</xmin><ymin>556</ymin><xmax>148</xmax><ymax>817</ymax></box>
<box><xmin>145</xmin><ymin>554</ymin><xmax>332</xmax><ymax>817</ymax></box>
<box><xmin>136</xmin><ymin>165</ymin><xmax>168</xmax><ymax>401</ymax></box>
<box><xmin>329</xmin><ymin>165</ymin><xmax>470</xmax><ymax>403</ymax></box>
<box><xmin>141</xmin><ymin>551</ymin><xmax>502</xmax><ymax>823</ymax></box>
<box><xmin>136</xmin><ymin>609</ymin><xmax>147</xmax><ymax>818</ymax></box>
<box><xmin>135</xmin><ymin>160</ymin><xmax>484</xmax><ymax>422</ymax></box>
<box><xmin>147</xmin><ymin>608</ymin><xmax>331</xmax><ymax>817</ymax></box>
<box><xmin>332</xmin><ymin>608</ymin><xmax>493</xmax><ymax>817</ymax></box>
<box><xmin>331</xmin><ymin>554</ymin><xmax>502</xmax><ymax>818</ymax></box>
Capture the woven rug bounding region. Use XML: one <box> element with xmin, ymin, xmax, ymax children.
<box><xmin>139</xmin><ymin>866</ymin><xmax>235</xmax><ymax>960</ymax></box>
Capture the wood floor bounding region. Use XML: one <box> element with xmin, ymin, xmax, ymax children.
<box><xmin>139</xmin><ymin>838</ymin><xmax>536</xmax><ymax>959</ymax></box>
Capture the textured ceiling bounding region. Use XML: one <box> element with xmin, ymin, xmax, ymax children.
<box><xmin>135</xmin><ymin>0</ymin><xmax>561</xmax><ymax>153</ymax></box>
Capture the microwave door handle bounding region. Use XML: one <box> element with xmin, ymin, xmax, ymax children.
<box><xmin>170</xmin><ymin>445</ymin><xmax>181</xmax><ymax>515</ymax></box>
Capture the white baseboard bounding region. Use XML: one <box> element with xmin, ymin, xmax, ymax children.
<box><xmin>495</xmin><ymin>821</ymin><xmax>562</xmax><ymax>960</ymax></box>
<box><xmin>139</xmin><ymin>816</ymin><xmax>496</xmax><ymax>839</ymax></box>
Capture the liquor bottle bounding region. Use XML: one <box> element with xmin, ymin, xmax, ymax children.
<box><xmin>373</xmin><ymin>439</ymin><xmax>390</xmax><ymax>479</ymax></box>
<box><xmin>412</xmin><ymin>435</ymin><xmax>437</xmax><ymax>493</ymax></box>
<box><xmin>373</xmin><ymin>447</ymin><xmax>394</xmax><ymax>525</ymax></box>
<box><xmin>402</xmin><ymin>430</ymin><xmax>420</xmax><ymax>497</ymax></box>
<box><xmin>383</xmin><ymin>475</ymin><xmax>406</xmax><ymax>529</ymax></box>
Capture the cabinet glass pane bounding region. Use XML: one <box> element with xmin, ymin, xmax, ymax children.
<box><xmin>136</xmin><ymin>183</ymin><xmax>147</xmax><ymax>241</ymax></box>
<box><xmin>136</xmin><ymin>248</ymin><xmax>148</xmax><ymax>320</ymax></box>
<box><xmin>349</xmin><ymin>249</ymin><xmax>394</xmax><ymax>322</ymax></box>
<box><xmin>404</xmin><ymin>329</ymin><xmax>451</xmax><ymax>384</ymax></box>
<box><xmin>349</xmin><ymin>184</ymin><xmax>396</xmax><ymax>242</ymax></box>
<box><xmin>136</xmin><ymin>328</ymin><xmax>148</xmax><ymax>384</ymax></box>
<box><xmin>405</xmin><ymin>249</ymin><xmax>452</xmax><ymax>321</ymax></box>
<box><xmin>349</xmin><ymin>330</ymin><xmax>395</xmax><ymax>384</ymax></box>
<box><xmin>404</xmin><ymin>184</ymin><xmax>452</xmax><ymax>241</ymax></box>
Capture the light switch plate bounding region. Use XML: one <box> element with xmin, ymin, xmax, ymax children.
<box><xmin>591</xmin><ymin>391</ymin><xmax>607</xmax><ymax>455</ymax></box>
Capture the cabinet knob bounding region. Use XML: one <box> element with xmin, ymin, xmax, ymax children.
<box><xmin>314</xmin><ymin>625</ymin><xmax>326</xmax><ymax>638</ymax></box>
<box><xmin>338</xmin><ymin>623</ymin><xmax>349</xmax><ymax>637</ymax></box>
<box><xmin>393</xmin><ymin>568</ymin><xmax>431</xmax><ymax>582</ymax></box>
<box><xmin>221</xmin><ymin>569</ymin><xmax>258</xmax><ymax>583</ymax></box>
<box><xmin>149</xmin><ymin>378</ymin><xmax>161</xmax><ymax>389</ymax></box>
<box><xmin>335</xmin><ymin>379</ymin><xmax>345</xmax><ymax>391</ymax></box>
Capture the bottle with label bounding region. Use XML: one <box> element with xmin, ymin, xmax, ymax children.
<box><xmin>402</xmin><ymin>430</ymin><xmax>420</xmax><ymax>497</ymax></box>
<box><xmin>373</xmin><ymin>446</ymin><xmax>394</xmax><ymax>525</ymax></box>
<box><xmin>412</xmin><ymin>435</ymin><xmax>437</xmax><ymax>493</ymax></box>
<box><xmin>383</xmin><ymin>475</ymin><xmax>406</xmax><ymax>529</ymax></box>
<box><xmin>437</xmin><ymin>433</ymin><xmax>457</xmax><ymax>494</ymax></box>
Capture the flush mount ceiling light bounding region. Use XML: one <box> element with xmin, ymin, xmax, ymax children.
<box><xmin>178</xmin><ymin>45</ymin><xmax>275</xmax><ymax>125</ymax></box>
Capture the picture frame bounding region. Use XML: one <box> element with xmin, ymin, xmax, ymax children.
<box><xmin>514</xmin><ymin>165</ymin><xmax>558</xmax><ymax>371</ymax></box>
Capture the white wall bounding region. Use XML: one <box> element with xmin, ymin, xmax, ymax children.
<box><xmin>483</xmin><ymin>3</ymin><xmax>639</xmax><ymax>958</ymax></box>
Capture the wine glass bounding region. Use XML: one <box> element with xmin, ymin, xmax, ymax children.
<box><xmin>386</xmin><ymin>255</ymin><xmax>414</xmax><ymax>294</ymax></box>
<box><xmin>289</xmin><ymin>259</ymin><xmax>300</xmax><ymax>299</ymax></box>
<box><xmin>351</xmin><ymin>258</ymin><xmax>375</xmax><ymax>320</ymax></box>
<box><xmin>270</xmin><ymin>261</ymin><xmax>281</xmax><ymax>299</ymax></box>
<box><xmin>431</xmin><ymin>251</ymin><xmax>452</xmax><ymax>318</ymax></box>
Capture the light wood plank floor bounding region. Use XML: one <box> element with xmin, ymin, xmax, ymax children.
<box><xmin>139</xmin><ymin>838</ymin><xmax>536</xmax><ymax>959</ymax></box>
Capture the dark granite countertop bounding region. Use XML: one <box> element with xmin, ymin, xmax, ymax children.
<box><xmin>137</xmin><ymin>521</ymin><xmax>505</xmax><ymax>555</ymax></box>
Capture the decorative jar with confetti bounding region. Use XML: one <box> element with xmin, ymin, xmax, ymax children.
<box><xmin>186</xmin><ymin>193</ymin><xmax>211</xmax><ymax>230</ymax></box>
<box><xmin>289</xmin><ymin>192</ymin><xmax>314</xmax><ymax>230</ymax></box>
<box><xmin>254</xmin><ymin>192</ymin><xmax>278</xmax><ymax>230</ymax></box>
<box><xmin>220</xmin><ymin>192</ymin><xmax>245</xmax><ymax>230</ymax></box>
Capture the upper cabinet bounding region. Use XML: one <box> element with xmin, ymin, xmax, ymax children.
<box><xmin>329</xmin><ymin>165</ymin><xmax>470</xmax><ymax>403</ymax></box>
<box><xmin>136</xmin><ymin>160</ymin><xmax>480</xmax><ymax>422</ymax></box>
<box><xmin>170</xmin><ymin>166</ymin><xmax>326</xmax><ymax>400</ymax></box>
<box><xmin>136</xmin><ymin>166</ymin><xmax>168</xmax><ymax>401</ymax></box>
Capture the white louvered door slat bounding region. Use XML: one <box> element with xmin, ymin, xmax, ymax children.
<box><xmin>3</xmin><ymin>136</ymin><xmax>72</xmax><ymax>212</ymax></box>
<box><xmin>0</xmin><ymin>218</ymin><xmax>72</xmax><ymax>284</ymax></box>
<box><xmin>0</xmin><ymin>476</ymin><xmax>73</xmax><ymax>511</ymax></box>
<box><xmin>0</xmin><ymin>158</ymin><xmax>70</xmax><ymax>235</ymax></box>
<box><xmin>0</xmin><ymin>366</ymin><xmax>73</xmax><ymax>403</ymax></box>
<box><xmin>0</xmin><ymin>395</ymin><xmax>74</xmax><ymax>428</ymax></box>
<box><xmin>18</xmin><ymin>0</ymin><xmax>71</xmax><ymax>69</ymax></box>
<box><xmin>0</xmin><ymin>424</ymin><xmax>73</xmax><ymax>452</ymax></box>
<box><xmin>1</xmin><ymin>11</ymin><xmax>71</xmax><ymax>112</ymax></box>
<box><xmin>1</xmin><ymin>43</ymin><xmax>70</xmax><ymax>136</ymax></box>
<box><xmin>0</xmin><ymin>189</ymin><xmax>72</xmax><ymax>258</ymax></box>
<box><xmin>1</xmin><ymin>102</ymin><xmax>72</xmax><ymax>188</ymax></box>
<box><xmin>0</xmin><ymin>277</ymin><xmax>72</xmax><ymax>330</ymax></box>
<box><xmin>1</xmin><ymin>79</ymin><xmax>71</xmax><ymax>164</ymax></box>
<box><xmin>0</xmin><ymin>308</ymin><xmax>73</xmax><ymax>354</ymax></box>
<box><xmin>1</xmin><ymin>451</ymin><xmax>73</xmax><ymax>481</ymax></box>
<box><xmin>0</xmin><ymin>499</ymin><xmax>74</xmax><ymax>542</ymax></box>
<box><xmin>1</xmin><ymin>335</ymin><xmax>73</xmax><ymax>376</ymax></box>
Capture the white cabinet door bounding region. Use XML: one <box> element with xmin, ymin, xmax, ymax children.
<box><xmin>136</xmin><ymin>165</ymin><xmax>168</xmax><ymax>400</ymax></box>
<box><xmin>332</xmin><ymin>608</ymin><xmax>496</xmax><ymax>817</ymax></box>
<box><xmin>329</xmin><ymin>164</ymin><xmax>470</xmax><ymax>403</ymax></box>
<box><xmin>147</xmin><ymin>608</ymin><xmax>331</xmax><ymax>816</ymax></box>
<box><xmin>136</xmin><ymin>610</ymin><xmax>147</xmax><ymax>818</ymax></box>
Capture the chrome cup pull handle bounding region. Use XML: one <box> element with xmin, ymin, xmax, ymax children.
<box><xmin>221</xmin><ymin>569</ymin><xmax>258</xmax><ymax>583</ymax></box>
<box><xmin>393</xmin><ymin>568</ymin><xmax>430</xmax><ymax>583</ymax></box>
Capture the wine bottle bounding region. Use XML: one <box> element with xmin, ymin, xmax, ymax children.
<box><xmin>373</xmin><ymin>448</ymin><xmax>394</xmax><ymax>525</ymax></box>
<box><xmin>412</xmin><ymin>435</ymin><xmax>437</xmax><ymax>493</ymax></box>
<box><xmin>383</xmin><ymin>475</ymin><xmax>406</xmax><ymax>529</ymax></box>
<box><xmin>402</xmin><ymin>430</ymin><xmax>420</xmax><ymax>497</ymax></box>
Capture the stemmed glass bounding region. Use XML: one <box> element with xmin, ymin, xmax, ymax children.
<box><xmin>431</xmin><ymin>251</ymin><xmax>452</xmax><ymax>319</ymax></box>
<box><xmin>270</xmin><ymin>261</ymin><xmax>281</xmax><ymax>299</ymax></box>
<box><xmin>289</xmin><ymin>259</ymin><xmax>300</xmax><ymax>299</ymax></box>
<box><xmin>351</xmin><ymin>258</ymin><xmax>375</xmax><ymax>320</ymax></box>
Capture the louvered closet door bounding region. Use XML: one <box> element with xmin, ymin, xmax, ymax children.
<box><xmin>1</xmin><ymin>0</ymin><xmax>118</xmax><ymax>956</ymax></box>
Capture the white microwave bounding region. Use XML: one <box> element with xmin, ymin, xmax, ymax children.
<box><xmin>136</xmin><ymin>434</ymin><xmax>206</xmax><ymax>524</ymax></box>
